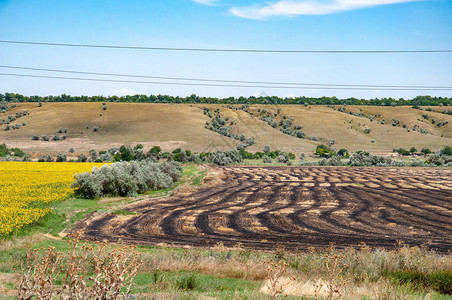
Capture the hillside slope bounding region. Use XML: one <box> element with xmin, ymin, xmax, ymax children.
<box><xmin>0</xmin><ymin>102</ymin><xmax>450</xmax><ymax>156</ymax></box>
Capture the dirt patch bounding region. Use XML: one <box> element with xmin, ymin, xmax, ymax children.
<box><xmin>76</xmin><ymin>166</ymin><xmax>452</xmax><ymax>253</ymax></box>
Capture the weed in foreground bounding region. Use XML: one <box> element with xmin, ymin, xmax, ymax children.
<box><xmin>16</xmin><ymin>231</ymin><xmax>142</xmax><ymax>299</ymax></box>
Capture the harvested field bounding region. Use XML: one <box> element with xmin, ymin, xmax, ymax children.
<box><xmin>78</xmin><ymin>166</ymin><xmax>452</xmax><ymax>253</ymax></box>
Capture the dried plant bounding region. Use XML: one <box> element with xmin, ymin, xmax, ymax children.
<box><xmin>17</xmin><ymin>246</ymin><xmax>62</xmax><ymax>300</ymax></box>
<box><xmin>265</xmin><ymin>258</ymin><xmax>289</xmax><ymax>299</ymax></box>
<box><xmin>16</xmin><ymin>232</ymin><xmax>142</xmax><ymax>299</ymax></box>
<box><xmin>324</xmin><ymin>253</ymin><xmax>348</xmax><ymax>299</ymax></box>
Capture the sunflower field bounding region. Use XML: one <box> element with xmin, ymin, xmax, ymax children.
<box><xmin>0</xmin><ymin>162</ymin><xmax>104</xmax><ymax>236</ymax></box>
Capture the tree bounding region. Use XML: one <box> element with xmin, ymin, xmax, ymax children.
<box><xmin>440</xmin><ymin>145</ymin><xmax>452</xmax><ymax>156</ymax></box>
<box><xmin>410</xmin><ymin>147</ymin><xmax>417</xmax><ymax>154</ymax></box>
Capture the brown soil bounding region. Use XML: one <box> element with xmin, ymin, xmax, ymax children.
<box><xmin>76</xmin><ymin>166</ymin><xmax>452</xmax><ymax>253</ymax></box>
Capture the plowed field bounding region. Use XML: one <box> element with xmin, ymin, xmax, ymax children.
<box><xmin>78</xmin><ymin>167</ymin><xmax>452</xmax><ymax>252</ymax></box>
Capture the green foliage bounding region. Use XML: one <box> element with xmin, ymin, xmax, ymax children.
<box><xmin>38</xmin><ymin>154</ymin><xmax>53</xmax><ymax>162</ymax></box>
<box><xmin>337</xmin><ymin>148</ymin><xmax>350</xmax><ymax>157</ymax></box>
<box><xmin>72</xmin><ymin>160</ymin><xmax>182</xmax><ymax>199</ymax></box>
<box><xmin>1</xmin><ymin>92</ymin><xmax>451</xmax><ymax>106</ymax></box>
<box><xmin>440</xmin><ymin>146</ymin><xmax>452</xmax><ymax>156</ymax></box>
<box><xmin>315</xmin><ymin>144</ymin><xmax>336</xmax><ymax>157</ymax></box>
<box><xmin>410</xmin><ymin>147</ymin><xmax>417</xmax><ymax>153</ymax></box>
<box><xmin>209</xmin><ymin>151</ymin><xmax>242</xmax><ymax>165</ymax></box>
<box><xmin>394</xmin><ymin>148</ymin><xmax>411</xmax><ymax>156</ymax></box>
<box><xmin>348</xmin><ymin>151</ymin><xmax>392</xmax><ymax>166</ymax></box>
<box><xmin>77</xmin><ymin>154</ymin><xmax>88</xmax><ymax>162</ymax></box>
<box><xmin>421</xmin><ymin>148</ymin><xmax>432</xmax><ymax>155</ymax></box>
<box><xmin>0</xmin><ymin>143</ymin><xmax>9</xmax><ymax>157</ymax></box>
<box><xmin>384</xmin><ymin>270</ymin><xmax>452</xmax><ymax>294</ymax></box>
<box><xmin>56</xmin><ymin>153</ymin><xmax>67</xmax><ymax>162</ymax></box>
<box><xmin>176</xmin><ymin>273</ymin><xmax>199</xmax><ymax>291</ymax></box>
<box><xmin>0</xmin><ymin>144</ymin><xmax>26</xmax><ymax>157</ymax></box>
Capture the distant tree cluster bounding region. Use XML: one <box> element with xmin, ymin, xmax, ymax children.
<box><xmin>1</xmin><ymin>93</ymin><xmax>450</xmax><ymax>106</ymax></box>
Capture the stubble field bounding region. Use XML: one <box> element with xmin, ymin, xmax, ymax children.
<box><xmin>78</xmin><ymin>166</ymin><xmax>452</xmax><ymax>253</ymax></box>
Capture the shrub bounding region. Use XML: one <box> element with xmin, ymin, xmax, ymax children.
<box><xmin>276</xmin><ymin>153</ymin><xmax>290</xmax><ymax>164</ymax></box>
<box><xmin>209</xmin><ymin>151</ymin><xmax>242</xmax><ymax>165</ymax></box>
<box><xmin>72</xmin><ymin>161</ymin><xmax>182</xmax><ymax>198</ymax></box>
<box><xmin>38</xmin><ymin>154</ymin><xmax>53</xmax><ymax>162</ymax></box>
<box><xmin>426</xmin><ymin>155</ymin><xmax>445</xmax><ymax>166</ymax></box>
<box><xmin>315</xmin><ymin>144</ymin><xmax>335</xmax><ymax>157</ymax></box>
<box><xmin>69</xmin><ymin>148</ymin><xmax>75</xmax><ymax>153</ymax></box>
<box><xmin>410</xmin><ymin>147</ymin><xmax>417</xmax><ymax>153</ymax></box>
<box><xmin>337</xmin><ymin>148</ymin><xmax>350</xmax><ymax>157</ymax></box>
<box><xmin>100</xmin><ymin>153</ymin><xmax>113</xmax><ymax>162</ymax></box>
<box><xmin>440</xmin><ymin>145</ymin><xmax>452</xmax><ymax>156</ymax></box>
<box><xmin>349</xmin><ymin>151</ymin><xmax>392</xmax><ymax>167</ymax></box>
<box><xmin>32</xmin><ymin>135</ymin><xmax>39</xmax><ymax>140</ymax></box>
<box><xmin>296</xmin><ymin>131</ymin><xmax>306</xmax><ymax>139</ymax></box>
<box><xmin>93</xmin><ymin>126</ymin><xmax>99</xmax><ymax>132</ymax></box>
<box><xmin>53</xmin><ymin>135</ymin><xmax>60</xmax><ymax>141</ymax></box>
<box><xmin>56</xmin><ymin>153</ymin><xmax>67</xmax><ymax>162</ymax></box>
<box><xmin>421</xmin><ymin>148</ymin><xmax>432</xmax><ymax>155</ymax></box>
<box><xmin>364</xmin><ymin>128</ymin><xmax>371</xmax><ymax>134</ymax></box>
<box><xmin>41</xmin><ymin>135</ymin><xmax>50</xmax><ymax>142</ymax></box>
<box><xmin>77</xmin><ymin>154</ymin><xmax>88</xmax><ymax>162</ymax></box>
<box><xmin>22</xmin><ymin>154</ymin><xmax>32</xmax><ymax>162</ymax></box>
<box><xmin>263</xmin><ymin>155</ymin><xmax>273</xmax><ymax>163</ymax></box>
<box><xmin>263</xmin><ymin>145</ymin><xmax>270</xmax><ymax>153</ymax></box>
<box><xmin>58</xmin><ymin>127</ymin><xmax>64</xmax><ymax>133</ymax></box>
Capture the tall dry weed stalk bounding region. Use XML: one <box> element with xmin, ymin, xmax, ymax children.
<box><xmin>16</xmin><ymin>232</ymin><xmax>142</xmax><ymax>299</ymax></box>
<box><xmin>265</xmin><ymin>258</ymin><xmax>289</xmax><ymax>299</ymax></box>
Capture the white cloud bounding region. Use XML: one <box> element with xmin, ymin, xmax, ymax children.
<box><xmin>230</xmin><ymin>0</ymin><xmax>419</xmax><ymax>19</ymax></box>
<box><xmin>113</xmin><ymin>88</ymin><xmax>137</xmax><ymax>96</ymax></box>
<box><xmin>192</xmin><ymin>0</ymin><xmax>218</xmax><ymax>6</ymax></box>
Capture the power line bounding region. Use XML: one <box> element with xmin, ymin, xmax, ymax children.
<box><xmin>0</xmin><ymin>40</ymin><xmax>451</xmax><ymax>54</ymax></box>
<box><xmin>1</xmin><ymin>72</ymin><xmax>452</xmax><ymax>90</ymax></box>
<box><xmin>0</xmin><ymin>65</ymin><xmax>450</xmax><ymax>89</ymax></box>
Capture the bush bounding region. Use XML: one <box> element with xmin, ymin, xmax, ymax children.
<box><xmin>69</xmin><ymin>148</ymin><xmax>75</xmax><ymax>153</ymax></box>
<box><xmin>276</xmin><ymin>153</ymin><xmax>290</xmax><ymax>164</ymax></box>
<box><xmin>56</xmin><ymin>153</ymin><xmax>67</xmax><ymax>162</ymax></box>
<box><xmin>209</xmin><ymin>151</ymin><xmax>242</xmax><ymax>165</ymax></box>
<box><xmin>426</xmin><ymin>155</ymin><xmax>445</xmax><ymax>166</ymax></box>
<box><xmin>315</xmin><ymin>144</ymin><xmax>335</xmax><ymax>157</ymax></box>
<box><xmin>53</xmin><ymin>135</ymin><xmax>60</xmax><ymax>141</ymax></box>
<box><xmin>349</xmin><ymin>151</ymin><xmax>392</xmax><ymax>167</ymax></box>
<box><xmin>440</xmin><ymin>145</ymin><xmax>452</xmax><ymax>156</ymax></box>
<box><xmin>41</xmin><ymin>135</ymin><xmax>50</xmax><ymax>142</ymax></box>
<box><xmin>421</xmin><ymin>148</ymin><xmax>432</xmax><ymax>155</ymax></box>
<box><xmin>38</xmin><ymin>154</ymin><xmax>53</xmax><ymax>162</ymax></box>
<box><xmin>100</xmin><ymin>153</ymin><xmax>113</xmax><ymax>162</ymax></box>
<box><xmin>263</xmin><ymin>155</ymin><xmax>273</xmax><ymax>163</ymax></box>
<box><xmin>77</xmin><ymin>154</ymin><xmax>88</xmax><ymax>162</ymax></box>
<box><xmin>72</xmin><ymin>160</ymin><xmax>182</xmax><ymax>198</ymax></box>
<box><xmin>32</xmin><ymin>135</ymin><xmax>39</xmax><ymax>140</ymax></box>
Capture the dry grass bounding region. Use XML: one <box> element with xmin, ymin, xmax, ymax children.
<box><xmin>2</xmin><ymin>103</ymin><xmax>449</xmax><ymax>156</ymax></box>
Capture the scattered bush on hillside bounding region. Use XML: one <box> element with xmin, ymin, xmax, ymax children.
<box><xmin>53</xmin><ymin>135</ymin><xmax>60</xmax><ymax>141</ymax></box>
<box><xmin>32</xmin><ymin>135</ymin><xmax>39</xmax><ymax>140</ymax></box>
<box><xmin>72</xmin><ymin>160</ymin><xmax>182</xmax><ymax>198</ymax></box>
<box><xmin>0</xmin><ymin>101</ymin><xmax>8</xmax><ymax>113</ymax></box>
<box><xmin>41</xmin><ymin>135</ymin><xmax>50</xmax><ymax>142</ymax></box>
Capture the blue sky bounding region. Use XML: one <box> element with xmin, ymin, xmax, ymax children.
<box><xmin>0</xmin><ymin>0</ymin><xmax>451</xmax><ymax>99</ymax></box>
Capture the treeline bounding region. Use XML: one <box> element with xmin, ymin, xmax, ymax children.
<box><xmin>1</xmin><ymin>93</ymin><xmax>451</xmax><ymax>106</ymax></box>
